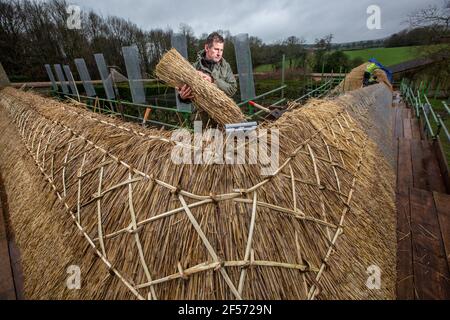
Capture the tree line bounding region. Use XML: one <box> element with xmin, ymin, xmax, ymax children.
<box><xmin>1</xmin><ymin>0</ymin><xmax>448</xmax><ymax>82</ymax></box>
<box><xmin>0</xmin><ymin>0</ymin><xmax>363</xmax><ymax>81</ymax></box>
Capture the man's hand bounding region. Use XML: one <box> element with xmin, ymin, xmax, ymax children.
<box><xmin>196</xmin><ymin>70</ymin><xmax>213</xmax><ymax>83</ymax></box>
<box><xmin>177</xmin><ymin>84</ymin><xmax>194</xmax><ymax>100</ymax></box>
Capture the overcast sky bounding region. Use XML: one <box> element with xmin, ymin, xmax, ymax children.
<box><xmin>70</xmin><ymin>0</ymin><xmax>445</xmax><ymax>43</ymax></box>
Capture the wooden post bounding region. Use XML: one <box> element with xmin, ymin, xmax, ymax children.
<box><xmin>143</xmin><ymin>108</ymin><xmax>152</xmax><ymax>125</ymax></box>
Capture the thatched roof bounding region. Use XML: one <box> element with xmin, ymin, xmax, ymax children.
<box><xmin>0</xmin><ymin>83</ymin><xmax>396</xmax><ymax>300</ymax></box>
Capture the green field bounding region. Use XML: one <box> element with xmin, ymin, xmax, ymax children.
<box><xmin>255</xmin><ymin>64</ymin><xmax>277</xmax><ymax>72</ymax></box>
<box><xmin>254</xmin><ymin>45</ymin><xmax>443</xmax><ymax>72</ymax></box>
<box><xmin>254</xmin><ymin>59</ymin><xmax>302</xmax><ymax>72</ymax></box>
<box><xmin>342</xmin><ymin>46</ymin><xmax>428</xmax><ymax>67</ymax></box>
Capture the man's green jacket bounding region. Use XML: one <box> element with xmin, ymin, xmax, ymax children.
<box><xmin>192</xmin><ymin>49</ymin><xmax>237</xmax><ymax>97</ymax></box>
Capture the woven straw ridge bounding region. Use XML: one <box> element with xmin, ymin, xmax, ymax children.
<box><xmin>332</xmin><ymin>63</ymin><xmax>393</xmax><ymax>94</ymax></box>
<box><xmin>155</xmin><ymin>48</ymin><xmax>246</xmax><ymax>126</ymax></box>
<box><xmin>0</xmin><ymin>84</ymin><xmax>396</xmax><ymax>300</ymax></box>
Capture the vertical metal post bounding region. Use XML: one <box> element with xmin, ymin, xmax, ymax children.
<box><xmin>122</xmin><ymin>45</ymin><xmax>146</xmax><ymax>119</ymax></box>
<box><xmin>233</xmin><ymin>33</ymin><xmax>256</xmax><ymax>103</ymax></box>
<box><xmin>331</xmin><ymin>69</ymin><xmax>334</xmax><ymax>88</ymax></box>
<box><xmin>321</xmin><ymin>61</ymin><xmax>325</xmax><ymax>80</ymax></box>
<box><xmin>74</xmin><ymin>58</ymin><xmax>96</xmax><ymax>97</ymax></box>
<box><xmin>63</xmin><ymin>65</ymin><xmax>80</xmax><ymax>100</ymax></box>
<box><xmin>281</xmin><ymin>54</ymin><xmax>285</xmax><ymax>100</ymax></box>
<box><xmin>171</xmin><ymin>33</ymin><xmax>192</xmax><ymax>113</ymax></box>
<box><xmin>54</xmin><ymin>64</ymin><xmax>69</xmax><ymax>94</ymax></box>
<box><xmin>303</xmin><ymin>58</ymin><xmax>306</xmax><ymax>95</ymax></box>
<box><xmin>44</xmin><ymin>64</ymin><xmax>58</xmax><ymax>92</ymax></box>
<box><xmin>94</xmin><ymin>53</ymin><xmax>116</xmax><ymax>101</ymax></box>
<box><xmin>342</xmin><ymin>69</ymin><xmax>346</xmax><ymax>93</ymax></box>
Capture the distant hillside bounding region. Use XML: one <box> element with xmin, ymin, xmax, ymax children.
<box><xmin>342</xmin><ymin>45</ymin><xmax>442</xmax><ymax>67</ymax></box>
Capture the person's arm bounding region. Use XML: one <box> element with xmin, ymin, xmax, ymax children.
<box><xmin>211</xmin><ymin>63</ymin><xmax>237</xmax><ymax>97</ymax></box>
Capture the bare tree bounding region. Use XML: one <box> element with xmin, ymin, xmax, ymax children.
<box><xmin>408</xmin><ymin>0</ymin><xmax>450</xmax><ymax>40</ymax></box>
<box><xmin>409</xmin><ymin>0</ymin><xmax>449</xmax><ymax>28</ymax></box>
<box><xmin>407</xmin><ymin>1</ymin><xmax>450</xmax><ymax>99</ymax></box>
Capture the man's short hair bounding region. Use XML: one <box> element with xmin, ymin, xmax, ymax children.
<box><xmin>205</xmin><ymin>32</ymin><xmax>225</xmax><ymax>48</ymax></box>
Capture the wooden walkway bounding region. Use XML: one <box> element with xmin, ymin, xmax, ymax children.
<box><xmin>394</xmin><ymin>94</ymin><xmax>450</xmax><ymax>300</ymax></box>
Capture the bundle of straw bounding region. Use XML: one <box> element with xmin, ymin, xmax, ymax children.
<box><xmin>155</xmin><ymin>49</ymin><xmax>246</xmax><ymax>126</ymax></box>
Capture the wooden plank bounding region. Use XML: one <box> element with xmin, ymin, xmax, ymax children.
<box><xmin>421</xmin><ymin>140</ymin><xmax>446</xmax><ymax>193</ymax></box>
<box><xmin>410</xmin><ymin>139</ymin><xmax>428</xmax><ymax>190</ymax></box>
<box><xmin>419</xmin><ymin>118</ymin><xmax>426</xmax><ymax>140</ymax></box>
<box><xmin>410</xmin><ymin>188</ymin><xmax>450</xmax><ymax>299</ymax></box>
<box><xmin>402</xmin><ymin>108</ymin><xmax>409</xmax><ymax>121</ymax></box>
<box><xmin>406</xmin><ymin>108</ymin><xmax>412</xmax><ymax>119</ymax></box>
<box><xmin>396</xmin><ymin>190</ymin><xmax>414</xmax><ymax>299</ymax></box>
<box><xmin>397</xmin><ymin>139</ymin><xmax>413</xmax><ymax>194</ymax></box>
<box><xmin>411</xmin><ymin>118</ymin><xmax>421</xmax><ymax>140</ymax></box>
<box><xmin>403</xmin><ymin>119</ymin><xmax>412</xmax><ymax>139</ymax></box>
<box><xmin>433</xmin><ymin>192</ymin><xmax>450</xmax><ymax>272</ymax></box>
<box><xmin>0</xmin><ymin>193</ymin><xmax>16</xmax><ymax>300</ymax></box>
<box><xmin>395</xmin><ymin>108</ymin><xmax>404</xmax><ymax>139</ymax></box>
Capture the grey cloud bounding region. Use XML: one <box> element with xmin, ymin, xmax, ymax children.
<box><xmin>72</xmin><ymin>0</ymin><xmax>444</xmax><ymax>43</ymax></box>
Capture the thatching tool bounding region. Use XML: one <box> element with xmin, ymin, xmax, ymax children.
<box><xmin>249</xmin><ymin>100</ymin><xmax>287</xmax><ymax>120</ymax></box>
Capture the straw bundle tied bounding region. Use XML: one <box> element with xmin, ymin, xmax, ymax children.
<box><xmin>155</xmin><ymin>48</ymin><xmax>246</xmax><ymax>126</ymax></box>
<box><xmin>333</xmin><ymin>63</ymin><xmax>393</xmax><ymax>94</ymax></box>
<box><xmin>0</xmin><ymin>84</ymin><xmax>396</xmax><ymax>300</ymax></box>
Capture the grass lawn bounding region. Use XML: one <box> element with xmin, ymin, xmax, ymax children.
<box><xmin>254</xmin><ymin>45</ymin><xmax>444</xmax><ymax>72</ymax></box>
<box><xmin>343</xmin><ymin>46</ymin><xmax>426</xmax><ymax>66</ymax></box>
<box><xmin>254</xmin><ymin>59</ymin><xmax>304</xmax><ymax>72</ymax></box>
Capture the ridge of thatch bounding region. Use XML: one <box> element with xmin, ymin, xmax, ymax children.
<box><xmin>0</xmin><ymin>84</ymin><xmax>396</xmax><ymax>300</ymax></box>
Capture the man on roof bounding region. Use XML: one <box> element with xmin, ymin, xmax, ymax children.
<box><xmin>363</xmin><ymin>58</ymin><xmax>380</xmax><ymax>87</ymax></box>
<box><xmin>177</xmin><ymin>32</ymin><xmax>237</xmax><ymax>103</ymax></box>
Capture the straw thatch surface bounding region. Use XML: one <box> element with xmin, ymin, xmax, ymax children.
<box><xmin>333</xmin><ymin>63</ymin><xmax>393</xmax><ymax>93</ymax></box>
<box><xmin>0</xmin><ymin>84</ymin><xmax>396</xmax><ymax>300</ymax></box>
<box><xmin>155</xmin><ymin>49</ymin><xmax>246</xmax><ymax>126</ymax></box>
